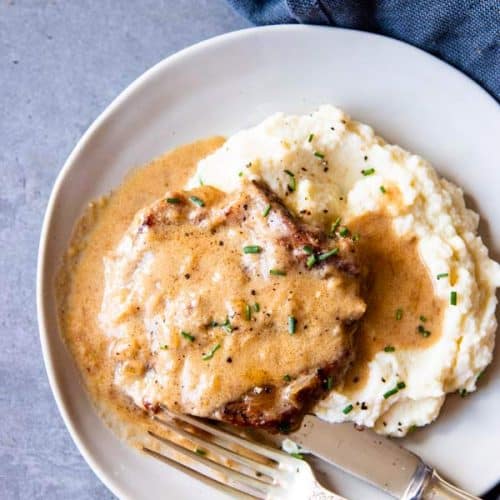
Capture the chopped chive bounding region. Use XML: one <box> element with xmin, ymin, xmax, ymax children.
<box><xmin>243</xmin><ymin>245</ymin><xmax>262</xmax><ymax>254</ymax></box>
<box><xmin>181</xmin><ymin>331</ymin><xmax>195</xmax><ymax>342</ymax></box>
<box><xmin>209</xmin><ymin>320</ymin><xmax>219</xmax><ymax>328</ymax></box>
<box><xmin>436</xmin><ymin>273</ymin><xmax>449</xmax><ymax>280</ymax></box>
<box><xmin>166</xmin><ymin>197</ymin><xmax>181</xmax><ymax>204</ymax></box>
<box><xmin>339</xmin><ymin>227</ymin><xmax>349</xmax><ymax>237</ymax></box>
<box><xmin>222</xmin><ymin>317</ymin><xmax>232</xmax><ymax>333</ymax></box>
<box><xmin>283</xmin><ymin>374</ymin><xmax>292</xmax><ymax>382</ymax></box>
<box><xmin>361</xmin><ymin>168</ymin><xmax>375</xmax><ymax>176</ymax></box>
<box><xmin>202</xmin><ymin>343</ymin><xmax>221</xmax><ymax>360</ymax></box>
<box><xmin>303</xmin><ymin>245</ymin><xmax>314</xmax><ymax>255</ymax></box>
<box><xmin>459</xmin><ymin>388</ymin><xmax>467</xmax><ymax>398</ymax></box>
<box><xmin>245</xmin><ymin>304</ymin><xmax>251</xmax><ymax>321</ymax></box>
<box><xmin>253</xmin><ymin>303</ymin><xmax>260</xmax><ymax>312</ymax></box>
<box><xmin>288</xmin><ymin>315</ymin><xmax>297</xmax><ymax>334</ymax></box>
<box><xmin>397</xmin><ymin>381</ymin><xmax>406</xmax><ymax>390</ymax></box>
<box><xmin>380</xmin><ymin>185</ymin><xmax>386</xmax><ymax>194</ymax></box>
<box><xmin>195</xmin><ymin>448</ymin><xmax>206</xmax><ymax>456</ymax></box>
<box><xmin>477</xmin><ymin>370</ymin><xmax>485</xmax><ymax>382</ymax></box>
<box><xmin>308</xmin><ymin>133</ymin><xmax>314</xmax><ymax>142</ymax></box>
<box><xmin>199</xmin><ymin>177</ymin><xmax>204</xmax><ymax>186</ymax></box>
<box><xmin>450</xmin><ymin>291</ymin><xmax>457</xmax><ymax>306</ymax></box>
<box><xmin>419</xmin><ymin>315</ymin><xmax>427</xmax><ymax>322</ymax></box>
<box><xmin>270</xmin><ymin>269</ymin><xmax>286</xmax><ymax>276</ymax></box>
<box><xmin>318</xmin><ymin>247</ymin><xmax>339</xmax><ymax>261</ymax></box>
<box><xmin>417</xmin><ymin>325</ymin><xmax>431</xmax><ymax>337</ymax></box>
<box><xmin>314</xmin><ymin>151</ymin><xmax>325</xmax><ymax>159</ymax></box>
<box><xmin>238</xmin><ymin>171</ymin><xmax>243</xmax><ymax>177</ymax></box>
<box><xmin>189</xmin><ymin>195</ymin><xmax>205</xmax><ymax>207</ymax></box>
<box><xmin>395</xmin><ymin>308</ymin><xmax>403</xmax><ymax>320</ymax></box>
<box><xmin>306</xmin><ymin>254</ymin><xmax>317</xmax><ymax>269</ymax></box>
<box><xmin>383</xmin><ymin>387</ymin><xmax>399</xmax><ymax>399</ymax></box>
<box><xmin>290</xmin><ymin>452</ymin><xmax>304</xmax><ymax>460</ymax></box>
<box><xmin>352</xmin><ymin>233</ymin><xmax>361</xmax><ymax>241</ymax></box>
<box><xmin>263</xmin><ymin>204</ymin><xmax>271</xmax><ymax>217</ymax></box>
<box><xmin>331</xmin><ymin>217</ymin><xmax>341</xmax><ymax>234</ymax></box>
<box><xmin>160</xmin><ymin>344</ymin><xmax>169</xmax><ymax>350</ymax></box>
<box><xmin>326</xmin><ymin>376</ymin><xmax>333</xmax><ymax>390</ymax></box>
<box><xmin>384</xmin><ymin>345</ymin><xmax>395</xmax><ymax>352</ymax></box>
<box><xmin>284</xmin><ymin>170</ymin><xmax>296</xmax><ymax>192</ymax></box>
<box><xmin>342</xmin><ymin>404</ymin><xmax>354</xmax><ymax>414</ymax></box>
<box><xmin>408</xmin><ymin>425</ymin><xmax>417</xmax><ymax>433</ymax></box>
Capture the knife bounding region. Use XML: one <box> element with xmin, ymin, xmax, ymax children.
<box><xmin>265</xmin><ymin>416</ymin><xmax>479</xmax><ymax>500</ymax></box>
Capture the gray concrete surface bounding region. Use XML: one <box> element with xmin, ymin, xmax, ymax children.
<box><xmin>0</xmin><ymin>2</ymin><xmax>249</xmax><ymax>498</ymax></box>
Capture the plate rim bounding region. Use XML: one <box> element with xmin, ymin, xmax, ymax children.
<box><xmin>36</xmin><ymin>24</ymin><xmax>499</xmax><ymax>499</ymax></box>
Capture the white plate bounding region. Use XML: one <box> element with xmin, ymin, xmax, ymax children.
<box><xmin>37</xmin><ymin>25</ymin><xmax>500</xmax><ymax>499</ymax></box>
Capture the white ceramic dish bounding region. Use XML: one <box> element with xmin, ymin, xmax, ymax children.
<box><xmin>37</xmin><ymin>25</ymin><xmax>500</xmax><ymax>499</ymax></box>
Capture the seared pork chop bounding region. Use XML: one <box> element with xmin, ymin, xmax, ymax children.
<box><xmin>100</xmin><ymin>181</ymin><xmax>366</xmax><ymax>432</ymax></box>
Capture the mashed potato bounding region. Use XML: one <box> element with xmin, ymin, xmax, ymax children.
<box><xmin>190</xmin><ymin>105</ymin><xmax>500</xmax><ymax>435</ymax></box>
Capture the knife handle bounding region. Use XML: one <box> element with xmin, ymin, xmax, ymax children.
<box><xmin>422</xmin><ymin>470</ymin><xmax>480</xmax><ymax>500</ymax></box>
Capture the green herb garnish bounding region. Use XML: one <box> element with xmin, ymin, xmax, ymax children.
<box><xmin>330</xmin><ymin>216</ymin><xmax>341</xmax><ymax>235</ymax></box>
<box><xmin>290</xmin><ymin>452</ymin><xmax>304</xmax><ymax>460</ymax></box>
<box><xmin>352</xmin><ymin>233</ymin><xmax>360</xmax><ymax>242</ymax></box>
<box><xmin>284</xmin><ymin>170</ymin><xmax>296</xmax><ymax>192</ymax></box>
<box><xmin>166</xmin><ymin>197</ymin><xmax>181</xmax><ymax>204</ymax></box>
<box><xmin>318</xmin><ymin>248</ymin><xmax>339</xmax><ymax>261</ymax></box>
<box><xmin>342</xmin><ymin>404</ymin><xmax>353</xmax><ymax>414</ymax></box>
<box><xmin>380</xmin><ymin>185</ymin><xmax>386</xmax><ymax>194</ymax></box>
<box><xmin>243</xmin><ymin>245</ymin><xmax>262</xmax><ymax>254</ymax></box>
<box><xmin>326</xmin><ymin>376</ymin><xmax>333</xmax><ymax>390</ymax></box>
<box><xmin>160</xmin><ymin>345</ymin><xmax>169</xmax><ymax>350</ymax></box>
<box><xmin>202</xmin><ymin>343</ymin><xmax>221</xmax><ymax>360</ymax></box>
<box><xmin>303</xmin><ymin>245</ymin><xmax>314</xmax><ymax>255</ymax></box>
<box><xmin>383</xmin><ymin>381</ymin><xmax>406</xmax><ymax>399</ymax></box>
<box><xmin>189</xmin><ymin>195</ymin><xmax>205</xmax><ymax>207</ymax></box>
<box><xmin>270</xmin><ymin>269</ymin><xmax>286</xmax><ymax>276</ymax></box>
<box><xmin>314</xmin><ymin>151</ymin><xmax>325</xmax><ymax>159</ymax></box>
<box><xmin>436</xmin><ymin>273</ymin><xmax>449</xmax><ymax>280</ymax></box>
<box><xmin>459</xmin><ymin>388</ymin><xmax>467</xmax><ymax>398</ymax></box>
<box><xmin>361</xmin><ymin>168</ymin><xmax>375</xmax><ymax>176</ymax></box>
<box><xmin>450</xmin><ymin>291</ymin><xmax>457</xmax><ymax>306</ymax></box>
<box><xmin>245</xmin><ymin>304</ymin><xmax>252</xmax><ymax>321</ymax></box>
<box><xmin>253</xmin><ymin>303</ymin><xmax>260</xmax><ymax>312</ymax></box>
<box><xmin>339</xmin><ymin>227</ymin><xmax>349</xmax><ymax>237</ymax></box>
<box><xmin>221</xmin><ymin>316</ymin><xmax>232</xmax><ymax>333</ymax></box>
<box><xmin>263</xmin><ymin>204</ymin><xmax>271</xmax><ymax>217</ymax></box>
<box><xmin>283</xmin><ymin>374</ymin><xmax>292</xmax><ymax>382</ymax></box>
<box><xmin>181</xmin><ymin>331</ymin><xmax>195</xmax><ymax>342</ymax></box>
<box><xmin>395</xmin><ymin>308</ymin><xmax>403</xmax><ymax>320</ymax></box>
<box><xmin>288</xmin><ymin>316</ymin><xmax>297</xmax><ymax>334</ymax></box>
<box><xmin>195</xmin><ymin>448</ymin><xmax>206</xmax><ymax>456</ymax></box>
<box><xmin>306</xmin><ymin>254</ymin><xmax>317</xmax><ymax>269</ymax></box>
<box><xmin>308</xmin><ymin>133</ymin><xmax>314</xmax><ymax>142</ymax></box>
<box><xmin>419</xmin><ymin>315</ymin><xmax>427</xmax><ymax>322</ymax></box>
<box><xmin>384</xmin><ymin>345</ymin><xmax>395</xmax><ymax>352</ymax></box>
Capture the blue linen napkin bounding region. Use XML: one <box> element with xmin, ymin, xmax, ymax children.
<box><xmin>228</xmin><ymin>0</ymin><xmax>499</xmax><ymax>101</ymax></box>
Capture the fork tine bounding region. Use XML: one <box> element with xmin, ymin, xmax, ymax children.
<box><xmin>154</xmin><ymin>415</ymin><xmax>278</xmax><ymax>478</ymax></box>
<box><xmin>147</xmin><ymin>430</ymin><xmax>281</xmax><ymax>498</ymax></box>
<box><xmin>159</xmin><ymin>407</ymin><xmax>292</xmax><ymax>464</ymax></box>
<box><xmin>142</xmin><ymin>446</ymin><xmax>255</xmax><ymax>499</ymax></box>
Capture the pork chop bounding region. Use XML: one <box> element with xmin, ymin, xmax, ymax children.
<box><xmin>100</xmin><ymin>180</ymin><xmax>366</xmax><ymax>432</ymax></box>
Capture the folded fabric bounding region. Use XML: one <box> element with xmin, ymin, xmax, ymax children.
<box><xmin>228</xmin><ymin>0</ymin><xmax>499</xmax><ymax>101</ymax></box>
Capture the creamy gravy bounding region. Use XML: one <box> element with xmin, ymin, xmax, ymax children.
<box><xmin>57</xmin><ymin>137</ymin><xmax>444</xmax><ymax>432</ymax></box>
<box><xmin>342</xmin><ymin>213</ymin><xmax>444</xmax><ymax>393</ymax></box>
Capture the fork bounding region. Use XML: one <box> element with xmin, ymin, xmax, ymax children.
<box><xmin>142</xmin><ymin>408</ymin><xmax>344</xmax><ymax>499</ymax></box>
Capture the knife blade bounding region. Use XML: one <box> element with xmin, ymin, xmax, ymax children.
<box><xmin>266</xmin><ymin>415</ymin><xmax>431</xmax><ymax>499</ymax></box>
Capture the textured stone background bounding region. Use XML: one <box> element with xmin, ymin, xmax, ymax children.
<box><xmin>0</xmin><ymin>2</ymin><xmax>248</xmax><ymax>498</ymax></box>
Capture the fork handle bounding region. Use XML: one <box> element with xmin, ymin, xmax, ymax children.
<box><xmin>422</xmin><ymin>470</ymin><xmax>480</xmax><ymax>500</ymax></box>
<box><xmin>311</xmin><ymin>480</ymin><xmax>346</xmax><ymax>499</ymax></box>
